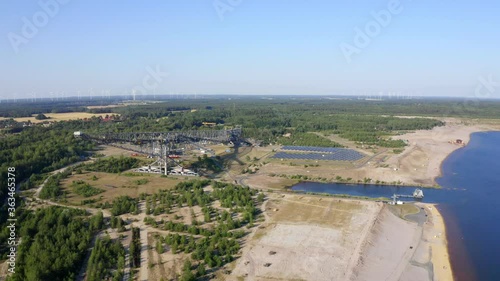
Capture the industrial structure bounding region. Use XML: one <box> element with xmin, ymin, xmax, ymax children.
<box><xmin>390</xmin><ymin>188</ymin><xmax>424</xmax><ymax>205</ymax></box>
<box><xmin>74</xmin><ymin>126</ymin><xmax>243</xmax><ymax>175</ymax></box>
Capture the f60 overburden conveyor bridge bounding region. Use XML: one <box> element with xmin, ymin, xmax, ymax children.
<box><xmin>74</xmin><ymin>126</ymin><xmax>244</xmax><ymax>175</ymax></box>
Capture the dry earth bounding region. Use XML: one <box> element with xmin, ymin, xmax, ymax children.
<box><xmin>229</xmin><ymin>194</ymin><xmax>382</xmax><ymax>281</ymax></box>
<box><xmin>228</xmin><ymin>194</ymin><xmax>452</xmax><ymax>281</ymax></box>
<box><xmin>59</xmin><ymin>172</ymin><xmax>183</xmax><ymax>205</ymax></box>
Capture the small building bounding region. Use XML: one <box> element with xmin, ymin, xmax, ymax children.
<box><xmin>456</xmin><ymin>139</ymin><xmax>463</xmax><ymax>144</ymax></box>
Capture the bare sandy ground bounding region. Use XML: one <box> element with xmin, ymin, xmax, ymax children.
<box><xmin>353</xmin><ymin>118</ymin><xmax>500</xmax><ymax>186</ymax></box>
<box><xmin>228</xmin><ymin>194</ymin><xmax>452</xmax><ymax>281</ymax></box>
<box><xmin>350</xmin><ymin>207</ymin><xmax>421</xmax><ymax>281</ymax></box>
<box><xmin>384</xmin><ymin>118</ymin><xmax>500</xmax><ymax>186</ymax></box>
<box><xmin>230</xmin><ymin>194</ymin><xmax>383</xmax><ymax>281</ymax></box>
<box><xmin>351</xmin><ymin>203</ymin><xmax>452</xmax><ymax>281</ymax></box>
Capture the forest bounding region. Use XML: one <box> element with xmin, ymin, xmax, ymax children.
<box><xmin>86</xmin><ymin>236</ymin><xmax>126</xmax><ymax>281</ymax></box>
<box><xmin>7</xmin><ymin>207</ymin><xmax>102</xmax><ymax>281</ymax></box>
<box><xmin>129</xmin><ymin>227</ymin><xmax>141</xmax><ymax>269</ymax></box>
<box><xmin>109</xmin><ymin>196</ymin><xmax>139</xmax><ymax>216</ymax></box>
<box><xmin>83</xmin><ymin>156</ymin><xmax>141</xmax><ymax>173</ymax></box>
<box><xmin>38</xmin><ymin>169</ymin><xmax>72</xmax><ymax>199</ymax></box>
<box><xmin>0</xmin><ymin>99</ymin><xmax>122</xmax><ymax>118</ymax></box>
<box><xmin>0</xmin><ymin>124</ymin><xmax>93</xmax><ymax>209</ymax></box>
<box><xmin>20</xmin><ymin>98</ymin><xmax>445</xmax><ymax>148</ymax></box>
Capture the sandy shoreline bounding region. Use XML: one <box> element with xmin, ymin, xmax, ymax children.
<box><xmin>427</xmin><ymin>204</ymin><xmax>453</xmax><ymax>281</ymax></box>
<box><xmin>349</xmin><ymin>202</ymin><xmax>453</xmax><ymax>281</ymax></box>
<box><xmin>360</xmin><ymin>119</ymin><xmax>500</xmax><ymax>187</ymax></box>
<box><xmin>243</xmin><ymin>119</ymin><xmax>500</xmax><ymax>189</ymax></box>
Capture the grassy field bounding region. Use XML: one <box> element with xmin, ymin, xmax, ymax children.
<box><xmin>389</xmin><ymin>203</ymin><xmax>420</xmax><ymax>219</ymax></box>
<box><xmin>0</xmin><ymin>112</ymin><xmax>117</xmax><ymax>123</ymax></box>
<box><xmin>244</xmin><ymin>175</ymin><xmax>299</xmax><ymax>190</ymax></box>
<box><xmin>266</xmin><ymin>195</ymin><xmax>365</xmax><ymax>229</ymax></box>
<box><xmin>59</xmin><ymin>171</ymin><xmax>184</xmax><ymax>205</ymax></box>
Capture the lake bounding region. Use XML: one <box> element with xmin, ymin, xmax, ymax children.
<box><xmin>291</xmin><ymin>131</ymin><xmax>500</xmax><ymax>281</ymax></box>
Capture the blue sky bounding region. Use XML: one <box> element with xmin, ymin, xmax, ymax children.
<box><xmin>1</xmin><ymin>0</ymin><xmax>499</xmax><ymax>99</ymax></box>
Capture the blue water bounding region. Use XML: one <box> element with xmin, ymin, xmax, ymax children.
<box><xmin>291</xmin><ymin>131</ymin><xmax>500</xmax><ymax>281</ymax></box>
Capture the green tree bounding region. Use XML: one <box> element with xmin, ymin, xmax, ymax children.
<box><xmin>35</xmin><ymin>113</ymin><xmax>49</xmax><ymax>120</ymax></box>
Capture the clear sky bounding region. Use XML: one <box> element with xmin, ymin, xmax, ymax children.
<box><xmin>1</xmin><ymin>0</ymin><xmax>499</xmax><ymax>99</ymax></box>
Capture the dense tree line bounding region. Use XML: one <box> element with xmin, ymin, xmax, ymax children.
<box><xmin>0</xmin><ymin>198</ymin><xmax>28</xmax><ymax>259</ymax></box>
<box><xmin>0</xmin><ymin>99</ymin><xmax>122</xmax><ymax>118</ymax></box>
<box><xmin>38</xmin><ymin>169</ymin><xmax>72</xmax><ymax>199</ymax></box>
<box><xmin>129</xmin><ymin>227</ymin><xmax>141</xmax><ymax>268</ymax></box>
<box><xmin>84</xmin><ymin>156</ymin><xmax>140</xmax><ymax>173</ymax></box>
<box><xmin>278</xmin><ymin>132</ymin><xmax>342</xmax><ymax>147</ymax></box>
<box><xmin>19</xmin><ymin>173</ymin><xmax>49</xmax><ymax>191</ymax></box>
<box><xmin>0</xmin><ymin>125</ymin><xmax>92</xmax><ymax>206</ymax></box>
<box><xmin>53</xmin><ymin>98</ymin><xmax>448</xmax><ymax>147</ymax></box>
<box><xmin>8</xmin><ymin>207</ymin><xmax>100</xmax><ymax>281</ymax></box>
<box><xmin>110</xmin><ymin>196</ymin><xmax>138</xmax><ymax>216</ymax></box>
<box><xmin>36</xmin><ymin>98</ymin><xmax>451</xmax><ymax>149</ymax></box>
<box><xmin>86</xmin><ymin>236</ymin><xmax>125</xmax><ymax>281</ymax></box>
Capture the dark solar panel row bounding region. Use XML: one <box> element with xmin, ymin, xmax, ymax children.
<box><xmin>282</xmin><ymin>145</ymin><xmax>342</xmax><ymax>153</ymax></box>
<box><xmin>271</xmin><ymin>151</ymin><xmax>365</xmax><ymax>161</ymax></box>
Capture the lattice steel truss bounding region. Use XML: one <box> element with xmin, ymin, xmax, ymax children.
<box><xmin>82</xmin><ymin>126</ymin><xmax>242</xmax><ymax>144</ymax></box>
<box><xmin>76</xmin><ymin>127</ymin><xmax>243</xmax><ymax>175</ymax></box>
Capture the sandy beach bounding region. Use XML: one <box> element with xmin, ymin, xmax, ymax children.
<box><xmin>351</xmin><ymin>203</ymin><xmax>453</xmax><ymax>281</ymax></box>
<box><xmin>339</xmin><ymin>118</ymin><xmax>500</xmax><ymax>187</ymax></box>
<box><xmin>426</xmin><ymin>204</ymin><xmax>453</xmax><ymax>281</ymax></box>
<box><xmin>386</xmin><ymin>118</ymin><xmax>500</xmax><ymax>186</ymax></box>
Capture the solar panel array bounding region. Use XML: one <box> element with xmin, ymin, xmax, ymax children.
<box><xmin>271</xmin><ymin>146</ymin><xmax>365</xmax><ymax>161</ymax></box>
<box><xmin>282</xmin><ymin>146</ymin><xmax>343</xmax><ymax>153</ymax></box>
